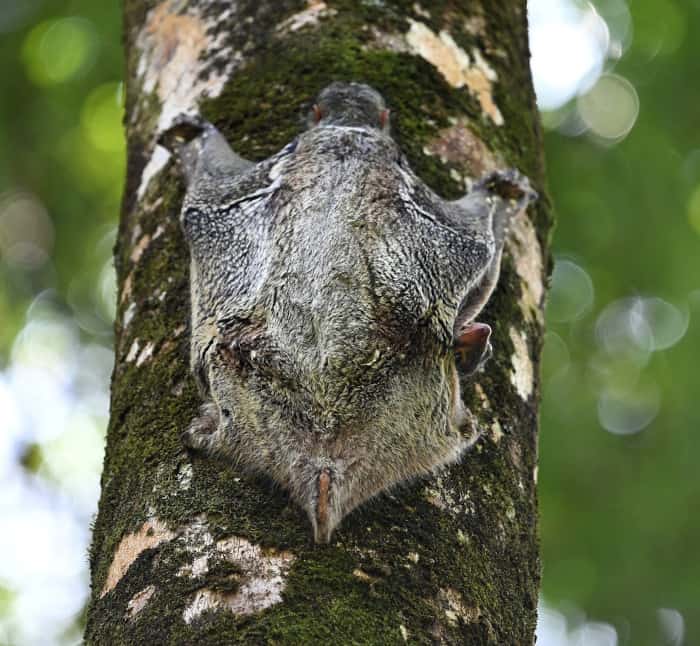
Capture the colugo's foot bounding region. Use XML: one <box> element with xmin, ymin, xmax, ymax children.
<box><xmin>454</xmin><ymin>322</ymin><xmax>492</xmax><ymax>376</ymax></box>
<box><xmin>181</xmin><ymin>401</ymin><xmax>219</xmax><ymax>451</ymax></box>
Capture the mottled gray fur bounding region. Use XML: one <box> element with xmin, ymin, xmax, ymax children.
<box><xmin>160</xmin><ymin>82</ymin><xmax>536</xmax><ymax>543</ymax></box>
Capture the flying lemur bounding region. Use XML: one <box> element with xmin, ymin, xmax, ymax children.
<box><xmin>160</xmin><ymin>82</ymin><xmax>536</xmax><ymax>543</ymax></box>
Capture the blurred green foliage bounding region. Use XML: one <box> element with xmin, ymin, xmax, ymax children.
<box><xmin>0</xmin><ymin>0</ymin><xmax>123</xmax><ymax>354</ymax></box>
<box><xmin>540</xmin><ymin>1</ymin><xmax>700</xmax><ymax>643</ymax></box>
<box><xmin>0</xmin><ymin>0</ymin><xmax>698</xmax><ymax>644</ymax></box>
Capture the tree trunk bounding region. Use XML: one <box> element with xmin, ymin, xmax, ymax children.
<box><xmin>86</xmin><ymin>1</ymin><xmax>550</xmax><ymax>643</ymax></box>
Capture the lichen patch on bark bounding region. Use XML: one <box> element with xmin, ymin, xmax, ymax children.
<box><xmin>137</xmin><ymin>145</ymin><xmax>170</xmax><ymax>200</ymax></box>
<box><xmin>412</xmin><ymin>3</ymin><xmax>431</xmax><ymax>20</ymax></box>
<box><xmin>473</xmin><ymin>383</ymin><xmax>492</xmax><ymax>410</ymax></box>
<box><xmin>126</xmin><ymin>338</ymin><xmax>141</xmax><ymax>363</ymax></box>
<box><xmin>126</xmin><ymin>585</ymin><xmax>157</xmax><ymax>619</ymax></box>
<box><xmin>182</xmin><ymin>536</ymin><xmax>296</xmax><ymax>623</ymax></box>
<box><xmin>423</xmin><ymin>473</ymin><xmax>475</xmax><ymax>516</ymax></box>
<box><xmin>438</xmin><ymin>587</ymin><xmax>480</xmax><ymax>627</ymax></box>
<box><xmin>490</xmin><ymin>419</ymin><xmax>504</xmax><ymax>443</ymax></box>
<box><xmin>276</xmin><ymin>0</ymin><xmax>337</xmax><ymax>33</ymax></box>
<box><xmin>136</xmin><ymin>0</ymin><xmax>238</xmax><ymax>131</ymax></box>
<box><xmin>135</xmin><ymin>341</ymin><xmax>156</xmax><ymax>367</ymax></box>
<box><xmin>508</xmin><ymin>210</ymin><xmax>545</xmax><ymax>321</ymax></box>
<box><xmin>423</xmin><ymin>117</ymin><xmax>499</xmax><ymax>179</ymax></box>
<box><xmin>509</xmin><ymin>326</ymin><xmax>534</xmax><ymax>401</ymax></box>
<box><xmin>100</xmin><ymin>518</ymin><xmax>175</xmax><ymax>597</ymax></box>
<box><xmin>133</xmin><ymin>0</ymin><xmax>242</xmax><ymax>201</ymax></box>
<box><xmin>130</xmin><ymin>233</ymin><xmax>152</xmax><ymax>263</ymax></box>
<box><xmin>405</xmin><ymin>21</ymin><xmax>504</xmax><ymax>125</ymax></box>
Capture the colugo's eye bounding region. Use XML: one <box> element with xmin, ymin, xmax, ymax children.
<box><xmin>221</xmin><ymin>408</ymin><xmax>231</xmax><ymax>418</ymax></box>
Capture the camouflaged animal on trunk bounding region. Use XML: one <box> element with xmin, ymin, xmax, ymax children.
<box><xmin>161</xmin><ymin>82</ymin><xmax>536</xmax><ymax>543</ymax></box>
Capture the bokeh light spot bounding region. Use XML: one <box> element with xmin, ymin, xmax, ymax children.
<box><xmin>657</xmin><ymin>608</ymin><xmax>685</xmax><ymax>646</ymax></box>
<box><xmin>686</xmin><ymin>184</ymin><xmax>700</xmax><ymax>236</ymax></box>
<box><xmin>547</xmin><ymin>258</ymin><xmax>595</xmax><ymax>323</ymax></box>
<box><xmin>596</xmin><ymin>296</ymin><xmax>687</xmax><ymax>359</ymax></box>
<box><xmin>22</xmin><ymin>17</ymin><xmax>96</xmax><ymax>85</ymax></box>
<box><xmin>637</xmin><ymin>297</ymin><xmax>688</xmax><ymax>351</ymax></box>
<box><xmin>577</xmin><ymin>73</ymin><xmax>639</xmax><ymax>141</ymax></box>
<box><xmin>81</xmin><ymin>82</ymin><xmax>125</xmax><ymax>153</ymax></box>
<box><xmin>97</xmin><ymin>259</ymin><xmax>117</xmax><ymax>323</ymax></box>
<box><xmin>634</xmin><ymin>0</ymin><xmax>685</xmax><ymax>59</ymax></box>
<box><xmin>597</xmin><ymin>381</ymin><xmax>660</xmax><ymax>435</ymax></box>
<box><xmin>536</xmin><ymin>600</ymin><xmax>620</xmax><ymax>646</ymax></box>
<box><xmin>569</xmin><ymin>621</ymin><xmax>618</xmax><ymax>646</ymax></box>
<box><xmin>529</xmin><ymin>0</ymin><xmax>609</xmax><ymax>110</ymax></box>
<box><xmin>542</xmin><ymin>331</ymin><xmax>571</xmax><ymax>382</ymax></box>
<box><xmin>596</xmin><ymin>298</ymin><xmax>652</xmax><ymax>360</ymax></box>
<box><xmin>0</xmin><ymin>192</ymin><xmax>54</xmax><ymax>270</ymax></box>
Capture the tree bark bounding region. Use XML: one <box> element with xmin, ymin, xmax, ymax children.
<box><xmin>86</xmin><ymin>1</ymin><xmax>550</xmax><ymax>643</ymax></box>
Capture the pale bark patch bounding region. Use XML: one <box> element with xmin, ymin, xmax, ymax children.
<box><xmin>464</xmin><ymin>15</ymin><xmax>487</xmax><ymax>37</ymax></box>
<box><xmin>473</xmin><ymin>383</ymin><xmax>492</xmax><ymax>410</ymax></box>
<box><xmin>177</xmin><ymin>462</ymin><xmax>193</xmax><ymax>490</ymax></box>
<box><xmin>183</xmin><ymin>537</ymin><xmax>296</xmax><ymax>622</ymax></box>
<box><xmin>352</xmin><ymin>568</ymin><xmax>377</xmax><ymax>584</ymax></box>
<box><xmin>413</xmin><ymin>3</ymin><xmax>431</xmax><ymax>19</ymax></box>
<box><xmin>126</xmin><ymin>585</ymin><xmax>156</xmax><ymax>619</ymax></box>
<box><xmin>276</xmin><ymin>0</ymin><xmax>336</xmax><ymax>33</ymax></box>
<box><xmin>423</xmin><ymin>473</ymin><xmax>475</xmax><ymax>516</ymax></box>
<box><xmin>137</xmin><ymin>145</ymin><xmax>170</xmax><ymax>200</ymax></box>
<box><xmin>405</xmin><ymin>21</ymin><xmax>504</xmax><ymax>125</ymax></box>
<box><xmin>126</xmin><ymin>338</ymin><xmax>141</xmax><ymax>363</ymax></box>
<box><xmin>438</xmin><ymin>587</ymin><xmax>481</xmax><ymax>626</ymax></box>
<box><xmin>509</xmin><ymin>327</ymin><xmax>534</xmax><ymax>400</ymax></box>
<box><xmin>136</xmin><ymin>341</ymin><xmax>156</xmax><ymax>367</ymax></box>
<box><xmin>130</xmin><ymin>234</ymin><xmax>151</xmax><ymax>263</ymax></box>
<box><xmin>136</xmin><ymin>0</ymin><xmax>237</xmax><ymax>131</ymax></box>
<box><xmin>423</xmin><ymin>117</ymin><xmax>499</xmax><ymax>178</ymax></box>
<box><xmin>178</xmin><ymin>554</ymin><xmax>209</xmax><ymax>578</ymax></box>
<box><xmin>508</xmin><ymin>211</ymin><xmax>545</xmax><ymax>321</ymax></box>
<box><xmin>490</xmin><ymin>419</ymin><xmax>504</xmax><ymax>443</ymax></box>
<box><xmin>120</xmin><ymin>271</ymin><xmax>134</xmax><ymax>305</ymax></box>
<box><xmin>134</xmin><ymin>0</ymin><xmax>241</xmax><ymax>198</ymax></box>
<box><xmin>100</xmin><ymin>519</ymin><xmax>176</xmax><ymax>597</ymax></box>
<box><xmin>123</xmin><ymin>302</ymin><xmax>137</xmax><ymax>328</ymax></box>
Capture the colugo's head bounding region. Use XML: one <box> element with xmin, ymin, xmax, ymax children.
<box><xmin>309</xmin><ymin>81</ymin><xmax>390</xmax><ymax>132</ymax></box>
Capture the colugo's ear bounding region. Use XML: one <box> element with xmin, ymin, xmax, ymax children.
<box><xmin>454</xmin><ymin>322</ymin><xmax>492</xmax><ymax>375</ymax></box>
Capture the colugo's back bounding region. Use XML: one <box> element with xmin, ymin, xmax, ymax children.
<box><xmin>161</xmin><ymin>82</ymin><xmax>535</xmax><ymax>542</ymax></box>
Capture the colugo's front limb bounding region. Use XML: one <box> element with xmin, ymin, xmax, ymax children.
<box><xmin>450</xmin><ymin>170</ymin><xmax>537</xmax><ymax>374</ymax></box>
<box><xmin>159</xmin><ymin>114</ymin><xmax>254</xmax><ymax>188</ymax></box>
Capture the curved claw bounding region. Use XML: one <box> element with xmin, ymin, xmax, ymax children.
<box><xmin>158</xmin><ymin>113</ymin><xmax>208</xmax><ymax>152</ymax></box>
<box><xmin>476</xmin><ymin>168</ymin><xmax>538</xmax><ymax>207</ymax></box>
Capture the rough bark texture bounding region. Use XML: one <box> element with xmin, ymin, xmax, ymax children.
<box><xmin>86</xmin><ymin>1</ymin><xmax>551</xmax><ymax>643</ymax></box>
